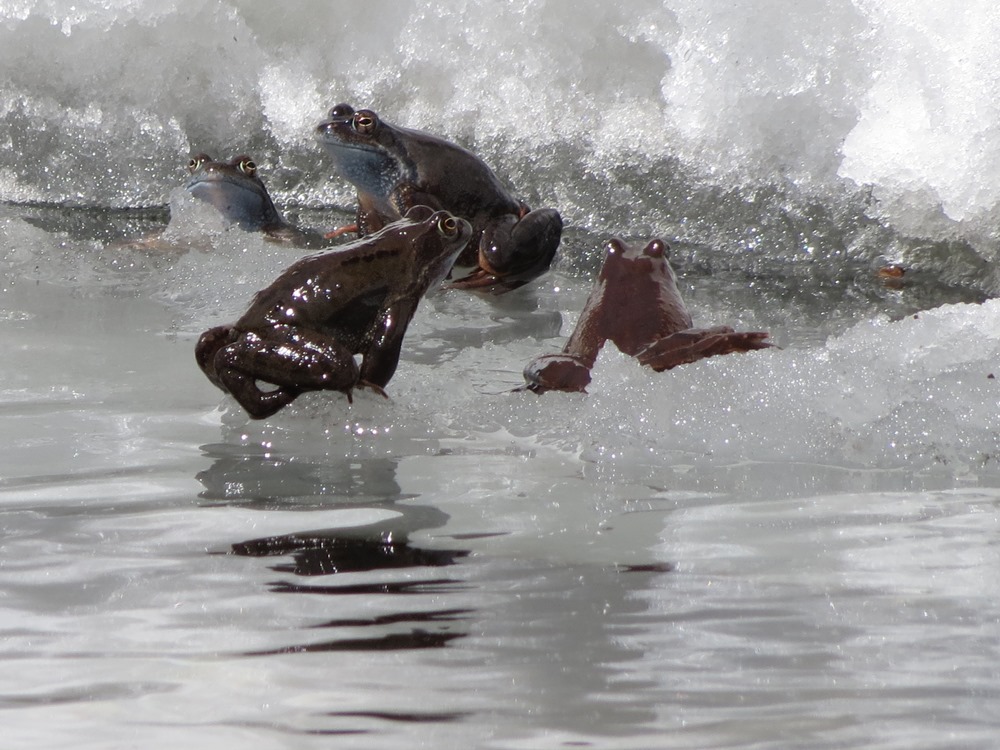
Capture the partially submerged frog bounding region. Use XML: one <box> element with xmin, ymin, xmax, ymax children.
<box><xmin>195</xmin><ymin>206</ymin><xmax>472</xmax><ymax>419</ymax></box>
<box><xmin>315</xmin><ymin>104</ymin><xmax>563</xmax><ymax>293</ymax></box>
<box><xmin>186</xmin><ymin>153</ymin><xmax>325</xmax><ymax>248</ymax></box>
<box><xmin>521</xmin><ymin>238</ymin><xmax>773</xmax><ymax>393</ymax></box>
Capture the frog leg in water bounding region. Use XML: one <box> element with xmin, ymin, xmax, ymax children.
<box><xmin>212</xmin><ymin>328</ymin><xmax>362</xmax><ymax>419</ymax></box>
<box><xmin>635</xmin><ymin>327</ymin><xmax>773</xmax><ymax>372</ymax></box>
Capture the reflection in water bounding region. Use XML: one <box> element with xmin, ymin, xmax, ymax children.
<box><xmin>311</xmin><ymin>608</ymin><xmax>472</xmax><ymax>629</ymax></box>
<box><xmin>197</xmin><ymin>443</ymin><xmax>474</xmax><ymax>664</ymax></box>
<box><xmin>232</xmin><ymin>532</ymin><xmax>472</xmax><ymax>657</ymax></box>
<box><xmin>231</xmin><ymin>533</ymin><xmax>467</xmax><ymax>576</ymax></box>
<box><xmin>197</xmin><ymin>446</ymin><xmax>408</xmax><ymax>508</ymax></box>
<box><xmin>327</xmin><ymin>710</ymin><xmax>468</xmax><ymax>724</ymax></box>
<box><xmin>195</xmin><ymin>441</ymin><xmax>678</xmax><ymax>741</ymax></box>
<box><xmin>247</xmin><ymin>630</ymin><xmax>465</xmax><ymax>655</ymax></box>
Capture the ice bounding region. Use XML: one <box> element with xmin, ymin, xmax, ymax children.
<box><xmin>840</xmin><ymin>2</ymin><xmax>1000</xmax><ymax>230</ymax></box>
<box><xmin>1</xmin><ymin>0</ymin><xmax>999</xmax><ymax>485</ymax></box>
<box><xmin>2</xmin><ymin>0</ymin><xmax>1000</xmax><ymax>287</ymax></box>
<box><xmin>215</xmin><ymin>291</ymin><xmax>1000</xmax><ymax>482</ymax></box>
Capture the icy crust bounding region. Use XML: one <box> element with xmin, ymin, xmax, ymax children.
<box><xmin>507</xmin><ymin>299</ymin><xmax>1000</xmax><ymax>475</ymax></box>
<box><xmin>3</xmin><ymin>1</ymin><xmax>1000</xmax><ymax>286</ymax></box>
<box><xmin>225</xmin><ymin>294</ymin><xmax>1000</xmax><ymax>480</ymax></box>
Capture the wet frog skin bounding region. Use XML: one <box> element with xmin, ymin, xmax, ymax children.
<box><xmin>315</xmin><ymin>104</ymin><xmax>563</xmax><ymax>293</ymax></box>
<box><xmin>521</xmin><ymin>238</ymin><xmax>773</xmax><ymax>393</ymax></box>
<box><xmin>186</xmin><ymin>154</ymin><xmax>325</xmax><ymax>248</ymax></box>
<box><xmin>195</xmin><ymin>206</ymin><xmax>472</xmax><ymax>419</ymax></box>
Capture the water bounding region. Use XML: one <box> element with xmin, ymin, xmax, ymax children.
<box><xmin>2</xmin><ymin>1</ymin><xmax>1000</xmax><ymax>747</ymax></box>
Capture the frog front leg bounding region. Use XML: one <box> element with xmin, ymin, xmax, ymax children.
<box><xmin>450</xmin><ymin>206</ymin><xmax>563</xmax><ymax>293</ymax></box>
<box><xmin>324</xmin><ymin>193</ymin><xmax>390</xmax><ymax>239</ymax></box>
<box><xmin>356</xmin><ymin>297</ymin><xmax>421</xmax><ymax>389</ymax></box>
<box><xmin>212</xmin><ymin>327</ymin><xmax>361</xmax><ymax>419</ymax></box>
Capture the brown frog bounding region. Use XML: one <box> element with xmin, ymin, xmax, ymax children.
<box><xmin>315</xmin><ymin>104</ymin><xmax>563</xmax><ymax>293</ymax></box>
<box><xmin>521</xmin><ymin>238</ymin><xmax>774</xmax><ymax>393</ymax></box>
<box><xmin>195</xmin><ymin>206</ymin><xmax>472</xmax><ymax>419</ymax></box>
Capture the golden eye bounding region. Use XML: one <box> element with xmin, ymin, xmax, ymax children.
<box><xmin>238</xmin><ymin>158</ymin><xmax>257</xmax><ymax>176</ymax></box>
<box><xmin>353</xmin><ymin>111</ymin><xmax>377</xmax><ymax>135</ymax></box>
<box><xmin>437</xmin><ymin>215</ymin><xmax>459</xmax><ymax>236</ymax></box>
<box><xmin>187</xmin><ymin>154</ymin><xmax>210</xmax><ymax>172</ymax></box>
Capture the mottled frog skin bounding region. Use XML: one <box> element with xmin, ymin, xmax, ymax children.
<box><xmin>315</xmin><ymin>104</ymin><xmax>562</xmax><ymax>293</ymax></box>
<box><xmin>522</xmin><ymin>238</ymin><xmax>773</xmax><ymax>393</ymax></box>
<box><xmin>195</xmin><ymin>206</ymin><xmax>472</xmax><ymax>418</ymax></box>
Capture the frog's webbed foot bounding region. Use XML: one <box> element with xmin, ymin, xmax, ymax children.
<box><xmin>229</xmin><ymin>382</ymin><xmax>303</xmax><ymax>420</ymax></box>
<box><xmin>516</xmin><ymin>353</ymin><xmax>592</xmax><ymax>394</ymax></box>
<box><xmin>635</xmin><ymin>327</ymin><xmax>774</xmax><ymax>372</ymax></box>
<box><xmin>323</xmin><ymin>223</ymin><xmax>359</xmax><ymax>240</ymax></box>
<box><xmin>450</xmin><ymin>208</ymin><xmax>563</xmax><ymax>294</ymax></box>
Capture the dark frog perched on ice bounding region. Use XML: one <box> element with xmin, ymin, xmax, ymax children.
<box><xmin>315</xmin><ymin>104</ymin><xmax>563</xmax><ymax>293</ymax></box>
<box><xmin>521</xmin><ymin>238</ymin><xmax>774</xmax><ymax>393</ymax></box>
<box><xmin>186</xmin><ymin>154</ymin><xmax>325</xmax><ymax>248</ymax></box>
<box><xmin>195</xmin><ymin>206</ymin><xmax>472</xmax><ymax>419</ymax></box>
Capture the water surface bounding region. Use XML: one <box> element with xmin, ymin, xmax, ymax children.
<box><xmin>2</xmin><ymin>2</ymin><xmax>1000</xmax><ymax>748</ymax></box>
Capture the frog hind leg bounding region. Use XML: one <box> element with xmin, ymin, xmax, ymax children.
<box><xmin>213</xmin><ymin>329</ymin><xmax>361</xmax><ymax>419</ymax></box>
<box><xmin>635</xmin><ymin>327</ymin><xmax>773</xmax><ymax>372</ymax></box>
<box><xmin>195</xmin><ymin>325</ymin><xmax>235</xmax><ymax>390</ymax></box>
<box><xmin>451</xmin><ymin>208</ymin><xmax>563</xmax><ymax>293</ymax></box>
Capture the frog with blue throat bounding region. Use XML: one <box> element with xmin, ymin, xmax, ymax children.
<box><xmin>186</xmin><ymin>153</ymin><xmax>326</xmax><ymax>248</ymax></box>
<box><xmin>195</xmin><ymin>206</ymin><xmax>472</xmax><ymax>419</ymax></box>
<box><xmin>521</xmin><ymin>238</ymin><xmax>774</xmax><ymax>393</ymax></box>
<box><xmin>315</xmin><ymin>104</ymin><xmax>563</xmax><ymax>293</ymax></box>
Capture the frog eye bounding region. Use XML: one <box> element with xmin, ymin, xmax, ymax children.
<box><xmin>237</xmin><ymin>158</ymin><xmax>257</xmax><ymax>176</ymax></box>
<box><xmin>353</xmin><ymin>110</ymin><xmax>378</xmax><ymax>135</ymax></box>
<box><xmin>645</xmin><ymin>239</ymin><xmax>669</xmax><ymax>258</ymax></box>
<box><xmin>436</xmin><ymin>215</ymin><xmax>460</xmax><ymax>237</ymax></box>
<box><xmin>328</xmin><ymin>103</ymin><xmax>355</xmax><ymax>119</ymax></box>
<box><xmin>187</xmin><ymin>153</ymin><xmax>211</xmax><ymax>172</ymax></box>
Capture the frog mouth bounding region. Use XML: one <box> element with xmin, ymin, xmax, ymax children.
<box><xmin>314</xmin><ymin>134</ymin><xmax>381</xmax><ymax>156</ymax></box>
<box><xmin>186</xmin><ymin>173</ymin><xmax>280</xmax><ymax>230</ymax></box>
<box><xmin>186</xmin><ymin>172</ymin><xmax>265</xmax><ymax>199</ymax></box>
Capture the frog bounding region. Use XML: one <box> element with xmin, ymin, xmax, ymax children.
<box><xmin>521</xmin><ymin>238</ymin><xmax>774</xmax><ymax>393</ymax></box>
<box><xmin>195</xmin><ymin>206</ymin><xmax>472</xmax><ymax>419</ymax></box>
<box><xmin>186</xmin><ymin>153</ymin><xmax>326</xmax><ymax>248</ymax></box>
<box><xmin>315</xmin><ymin>103</ymin><xmax>563</xmax><ymax>293</ymax></box>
